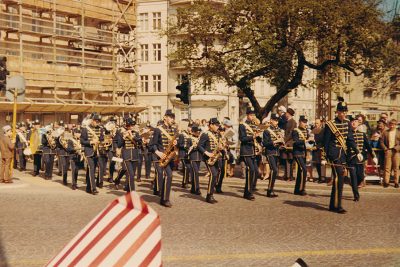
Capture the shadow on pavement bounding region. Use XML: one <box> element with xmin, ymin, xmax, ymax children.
<box><xmin>282</xmin><ymin>200</ymin><xmax>328</xmax><ymax>211</ymax></box>
<box><xmin>0</xmin><ymin>232</ymin><xmax>9</xmax><ymax>267</ymax></box>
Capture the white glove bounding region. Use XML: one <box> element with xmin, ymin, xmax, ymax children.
<box><xmin>372</xmin><ymin>157</ymin><xmax>378</xmax><ymax>165</ymax></box>
<box><xmin>321</xmin><ymin>160</ymin><xmax>327</xmax><ymax>166</ymax></box>
<box><xmin>357</xmin><ymin>153</ymin><xmax>363</xmax><ymax>162</ymax></box>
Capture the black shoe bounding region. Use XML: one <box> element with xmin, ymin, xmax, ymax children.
<box><xmin>353</xmin><ymin>196</ymin><xmax>360</xmax><ymax>202</ymax></box>
<box><xmin>72</xmin><ymin>184</ymin><xmax>77</xmax><ymax>190</ymax></box>
<box><xmin>92</xmin><ymin>190</ymin><xmax>99</xmax><ymax>195</ymax></box>
<box><xmin>63</xmin><ymin>180</ymin><xmax>67</xmax><ymax>186</ymax></box>
<box><xmin>190</xmin><ymin>190</ymin><xmax>202</xmax><ymax>195</ymax></box>
<box><xmin>206</xmin><ymin>194</ymin><xmax>217</xmax><ymax>204</ymax></box>
<box><xmin>98</xmin><ymin>182</ymin><xmax>103</xmax><ymax>189</ymax></box>
<box><xmin>267</xmin><ymin>191</ymin><xmax>278</xmax><ymax>198</ymax></box>
<box><xmin>153</xmin><ymin>190</ymin><xmax>160</xmax><ymax>196</ymax></box>
<box><xmin>395</xmin><ymin>184</ymin><xmax>399</xmax><ymax>188</ymax></box>
<box><xmin>295</xmin><ymin>191</ymin><xmax>307</xmax><ymax>196</ymax></box>
<box><xmin>32</xmin><ymin>172</ymin><xmax>38</xmax><ymax>177</ymax></box>
<box><xmin>57</xmin><ymin>172</ymin><xmax>62</xmax><ymax>176</ymax></box>
<box><xmin>383</xmin><ymin>183</ymin><xmax>389</xmax><ymax>188</ymax></box>
<box><xmin>181</xmin><ymin>184</ymin><xmax>188</xmax><ymax>189</ymax></box>
<box><xmin>244</xmin><ymin>194</ymin><xmax>255</xmax><ymax>201</ymax></box>
<box><xmin>329</xmin><ymin>208</ymin><xmax>347</xmax><ymax>214</ymax></box>
<box><xmin>160</xmin><ymin>200</ymin><xmax>172</xmax><ymax>208</ymax></box>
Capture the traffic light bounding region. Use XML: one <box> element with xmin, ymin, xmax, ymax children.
<box><xmin>176</xmin><ymin>78</ymin><xmax>190</xmax><ymax>105</ymax></box>
<box><xmin>0</xmin><ymin>57</ymin><xmax>9</xmax><ymax>92</ymax></box>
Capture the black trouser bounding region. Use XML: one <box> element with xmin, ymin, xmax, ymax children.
<box><xmin>70</xmin><ymin>158</ymin><xmax>80</xmax><ymax>186</ymax></box>
<box><xmin>205</xmin><ymin>161</ymin><xmax>219</xmax><ymax>197</ymax></box>
<box><xmin>242</xmin><ymin>156</ymin><xmax>258</xmax><ymax>196</ymax></box>
<box><xmin>137</xmin><ymin>151</ymin><xmax>143</xmax><ymax>180</ymax></box>
<box><xmin>42</xmin><ymin>153</ymin><xmax>55</xmax><ymax>178</ymax></box>
<box><xmin>108</xmin><ymin>150</ymin><xmax>116</xmax><ymax>181</ymax></box>
<box><xmin>154</xmin><ymin>162</ymin><xmax>173</xmax><ymax>202</ymax></box>
<box><xmin>191</xmin><ymin>161</ymin><xmax>201</xmax><ymax>193</ymax></box>
<box><xmin>97</xmin><ymin>153</ymin><xmax>108</xmax><ymax>186</ymax></box>
<box><xmin>329</xmin><ymin>160</ymin><xmax>346</xmax><ymax>210</ymax></box>
<box><xmin>266</xmin><ymin>155</ymin><xmax>279</xmax><ymax>193</ymax></box>
<box><xmin>216</xmin><ymin>158</ymin><xmax>227</xmax><ymax>191</ymax></box>
<box><xmin>123</xmin><ymin>160</ymin><xmax>138</xmax><ymax>192</ymax></box>
<box><xmin>17</xmin><ymin>149</ymin><xmax>26</xmax><ymax>170</ymax></box>
<box><xmin>86</xmin><ymin>156</ymin><xmax>98</xmax><ymax>193</ymax></box>
<box><xmin>33</xmin><ymin>153</ymin><xmax>42</xmax><ymax>175</ymax></box>
<box><xmin>60</xmin><ymin>155</ymin><xmax>70</xmax><ymax>183</ymax></box>
<box><xmin>144</xmin><ymin>151</ymin><xmax>152</xmax><ymax>178</ymax></box>
<box><xmin>294</xmin><ymin>156</ymin><xmax>307</xmax><ymax>194</ymax></box>
<box><xmin>181</xmin><ymin>159</ymin><xmax>191</xmax><ymax>186</ymax></box>
<box><xmin>57</xmin><ymin>150</ymin><xmax>62</xmax><ymax>174</ymax></box>
<box><xmin>114</xmin><ymin>163</ymin><xmax>127</xmax><ymax>185</ymax></box>
<box><xmin>348</xmin><ymin>163</ymin><xmax>362</xmax><ymax>199</ymax></box>
<box><xmin>13</xmin><ymin>149</ymin><xmax>18</xmax><ymax>168</ymax></box>
<box><xmin>253</xmin><ymin>155</ymin><xmax>262</xmax><ymax>189</ymax></box>
<box><xmin>284</xmin><ymin>153</ymin><xmax>294</xmax><ymax>180</ymax></box>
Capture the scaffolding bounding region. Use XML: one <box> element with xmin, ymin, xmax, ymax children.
<box><xmin>0</xmin><ymin>0</ymin><xmax>143</xmax><ymax>115</ymax></box>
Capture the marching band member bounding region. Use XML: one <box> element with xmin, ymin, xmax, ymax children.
<box><xmin>198</xmin><ymin>118</ymin><xmax>222</xmax><ymax>204</ymax></box>
<box><xmin>149</xmin><ymin>110</ymin><xmax>178</xmax><ymax>207</ymax></box>
<box><xmin>67</xmin><ymin>128</ymin><xmax>83</xmax><ymax>190</ymax></box>
<box><xmin>348</xmin><ymin>116</ymin><xmax>377</xmax><ymax>201</ymax></box>
<box><xmin>323</xmin><ymin>100</ymin><xmax>359</xmax><ymax>214</ymax></box>
<box><xmin>42</xmin><ymin>125</ymin><xmax>57</xmax><ymax>180</ymax></box>
<box><xmin>80</xmin><ymin>113</ymin><xmax>103</xmax><ymax>195</ymax></box>
<box><xmin>311</xmin><ymin>119</ymin><xmax>326</xmax><ymax>183</ymax></box>
<box><xmin>282</xmin><ymin>108</ymin><xmax>297</xmax><ymax>181</ymax></box>
<box><xmin>222</xmin><ymin>118</ymin><xmax>237</xmax><ymax>177</ymax></box>
<box><xmin>115</xmin><ymin>117</ymin><xmax>142</xmax><ymax>192</ymax></box>
<box><xmin>30</xmin><ymin>119</ymin><xmax>43</xmax><ymax>177</ymax></box>
<box><xmin>216</xmin><ymin>126</ymin><xmax>227</xmax><ymax>194</ymax></box>
<box><xmin>106</xmin><ymin>117</ymin><xmax>118</xmax><ymax>183</ymax></box>
<box><xmin>15</xmin><ymin>122</ymin><xmax>28</xmax><ymax>171</ymax></box>
<box><xmin>239</xmin><ymin>107</ymin><xmax>260</xmax><ymax>200</ymax></box>
<box><xmin>57</xmin><ymin>127</ymin><xmax>70</xmax><ymax>186</ymax></box>
<box><xmin>142</xmin><ymin>122</ymin><xmax>153</xmax><ymax>180</ymax></box>
<box><xmin>292</xmin><ymin>116</ymin><xmax>312</xmax><ymax>196</ymax></box>
<box><xmin>97</xmin><ymin>121</ymin><xmax>113</xmax><ymax>188</ymax></box>
<box><xmin>177</xmin><ymin>120</ymin><xmax>191</xmax><ymax>188</ymax></box>
<box><xmin>262</xmin><ymin>113</ymin><xmax>283</xmax><ymax>198</ymax></box>
<box><xmin>188</xmin><ymin>124</ymin><xmax>202</xmax><ymax>195</ymax></box>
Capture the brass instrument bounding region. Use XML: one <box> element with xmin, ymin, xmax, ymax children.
<box><xmin>159</xmin><ymin>133</ymin><xmax>178</xmax><ymax>168</ymax></box>
<box><xmin>29</xmin><ymin>127</ymin><xmax>46</xmax><ymax>154</ymax></box>
<box><xmin>120</xmin><ymin>128</ymin><xmax>137</xmax><ymax>145</ymax></box>
<box><xmin>85</xmin><ymin>125</ymin><xmax>100</xmax><ymax>154</ymax></box>
<box><xmin>187</xmin><ymin>136</ymin><xmax>199</xmax><ymax>155</ymax></box>
<box><xmin>46</xmin><ymin>131</ymin><xmax>57</xmax><ymax>150</ymax></box>
<box><xmin>252</xmin><ymin>118</ymin><xmax>263</xmax><ymax>155</ymax></box>
<box><xmin>70</xmin><ymin>137</ymin><xmax>84</xmax><ymax>161</ymax></box>
<box><xmin>18</xmin><ymin>131</ymin><xmax>31</xmax><ymax>156</ymax></box>
<box><xmin>207</xmin><ymin>132</ymin><xmax>222</xmax><ymax>166</ymax></box>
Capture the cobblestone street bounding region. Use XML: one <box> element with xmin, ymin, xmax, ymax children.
<box><xmin>0</xmin><ymin>166</ymin><xmax>399</xmax><ymax>267</ymax></box>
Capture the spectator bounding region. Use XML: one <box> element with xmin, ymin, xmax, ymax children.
<box><xmin>311</xmin><ymin>119</ymin><xmax>326</xmax><ymax>183</ymax></box>
<box><xmin>380</xmin><ymin>112</ymin><xmax>389</xmax><ymax>126</ymax></box>
<box><xmin>0</xmin><ymin>125</ymin><xmax>15</xmax><ymax>183</ymax></box>
<box><xmin>380</xmin><ymin>119</ymin><xmax>400</xmax><ymax>188</ymax></box>
<box><xmin>277</xmin><ymin>105</ymin><xmax>287</xmax><ymax>130</ymax></box>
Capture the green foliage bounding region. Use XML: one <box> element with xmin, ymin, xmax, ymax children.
<box><xmin>166</xmin><ymin>0</ymin><xmax>393</xmax><ymax>117</ymax></box>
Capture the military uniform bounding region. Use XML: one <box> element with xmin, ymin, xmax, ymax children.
<box><xmin>66</xmin><ymin>134</ymin><xmax>83</xmax><ymax>190</ymax></box>
<box><xmin>115</xmin><ymin>122</ymin><xmax>142</xmax><ymax>192</ymax></box>
<box><xmin>347</xmin><ymin>126</ymin><xmax>375</xmax><ymax>201</ymax></box>
<box><xmin>216</xmin><ymin>129</ymin><xmax>227</xmax><ymax>194</ymax></box>
<box><xmin>262</xmin><ymin>116</ymin><xmax>282</xmax><ymax>197</ymax></box>
<box><xmin>188</xmin><ymin>126</ymin><xmax>202</xmax><ymax>195</ymax></box>
<box><xmin>97</xmin><ymin>127</ymin><xmax>111</xmax><ymax>188</ymax></box>
<box><xmin>177</xmin><ymin>130</ymin><xmax>191</xmax><ymax>188</ymax></box>
<box><xmin>239</xmin><ymin>112</ymin><xmax>260</xmax><ymax>200</ymax></box>
<box><xmin>15</xmin><ymin>129</ymin><xmax>28</xmax><ymax>171</ymax></box>
<box><xmin>324</xmin><ymin>102</ymin><xmax>359</xmax><ymax>213</ymax></box>
<box><xmin>42</xmin><ymin>131</ymin><xmax>57</xmax><ymax>179</ymax></box>
<box><xmin>198</xmin><ymin>124</ymin><xmax>221</xmax><ymax>203</ymax></box>
<box><xmin>292</xmin><ymin>125</ymin><xmax>308</xmax><ymax>195</ymax></box>
<box><xmin>80</xmin><ymin>121</ymin><xmax>103</xmax><ymax>194</ymax></box>
<box><xmin>149</xmin><ymin>111</ymin><xmax>177</xmax><ymax>207</ymax></box>
<box><xmin>57</xmin><ymin>134</ymin><xmax>70</xmax><ymax>185</ymax></box>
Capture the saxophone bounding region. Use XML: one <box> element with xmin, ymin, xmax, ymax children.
<box><xmin>206</xmin><ymin>133</ymin><xmax>222</xmax><ymax>166</ymax></box>
<box><xmin>71</xmin><ymin>137</ymin><xmax>84</xmax><ymax>161</ymax></box>
<box><xmin>187</xmin><ymin>136</ymin><xmax>199</xmax><ymax>155</ymax></box>
<box><xmin>85</xmin><ymin>125</ymin><xmax>100</xmax><ymax>154</ymax></box>
<box><xmin>252</xmin><ymin>118</ymin><xmax>263</xmax><ymax>155</ymax></box>
<box><xmin>159</xmin><ymin>133</ymin><xmax>178</xmax><ymax>168</ymax></box>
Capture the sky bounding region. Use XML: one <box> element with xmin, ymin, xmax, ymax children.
<box><xmin>380</xmin><ymin>0</ymin><xmax>399</xmax><ymax>20</ymax></box>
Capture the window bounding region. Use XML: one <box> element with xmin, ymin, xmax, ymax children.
<box><xmin>153</xmin><ymin>43</ymin><xmax>161</xmax><ymax>61</ymax></box>
<box><xmin>363</xmin><ymin>90</ymin><xmax>372</xmax><ymax>98</ymax></box>
<box><xmin>344</xmin><ymin>71</ymin><xmax>351</xmax><ymax>84</ymax></box>
<box><xmin>7</xmin><ymin>6</ymin><xmax>18</xmax><ymax>28</ymax></box>
<box><xmin>138</xmin><ymin>13</ymin><xmax>149</xmax><ymax>31</ymax></box>
<box><xmin>204</xmin><ymin>78</ymin><xmax>212</xmax><ymax>91</ymax></box>
<box><xmin>140</xmin><ymin>44</ymin><xmax>149</xmax><ymax>62</ymax></box>
<box><xmin>153</xmin><ymin>106</ymin><xmax>161</xmax><ymax>123</ymax></box>
<box><xmin>139</xmin><ymin>110</ymin><xmax>149</xmax><ymax>123</ymax></box>
<box><xmin>152</xmin><ymin>12</ymin><xmax>161</xmax><ymax>30</ymax></box>
<box><xmin>140</xmin><ymin>75</ymin><xmax>149</xmax><ymax>92</ymax></box>
<box><xmin>31</xmin><ymin>11</ymin><xmax>42</xmax><ymax>32</ymax></box>
<box><xmin>153</xmin><ymin>75</ymin><xmax>162</xmax><ymax>92</ymax></box>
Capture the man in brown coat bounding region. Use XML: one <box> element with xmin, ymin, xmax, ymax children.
<box><xmin>380</xmin><ymin>119</ymin><xmax>400</xmax><ymax>188</ymax></box>
<box><xmin>0</xmin><ymin>125</ymin><xmax>15</xmax><ymax>183</ymax></box>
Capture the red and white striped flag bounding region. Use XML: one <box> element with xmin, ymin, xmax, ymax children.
<box><xmin>47</xmin><ymin>192</ymin><xmax>162</xmax><ymax>267</ymax></box>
